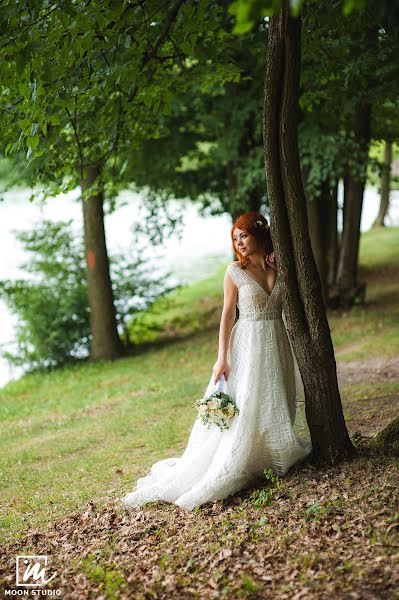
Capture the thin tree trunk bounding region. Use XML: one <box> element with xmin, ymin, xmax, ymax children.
<box><xmin>247</xmin><ymin>188</ymin><xmax>262</xmax><ymax>213</ymax></box>
<box><xmin>336</xmin><ymin>101</ymin><xmax>371</xmax><ymax>306</ymax></box>
<box><xmin>240</xmin><ymin>114</ymin><xmax>262</xmax><ymax>214</ymax></box>
<box><xmin>373</xmin><ymin>141</ymin><xmax>392</xmax><ymax>227</ymax></box>
<box><xmin>327</xmin><ymin>183</ymin><xmax>338</xmax><ymax>289</ymax></box>
<box><xmin>342</xmin><ymin>175</ymin><xmax>349</xmax><ymax>233</ymax></box>
<box><xmin>306</xmin><ymin>183</ymin><xmax>330</xmax><ymax>305</ymax></box>
<box><xmin>81</xmin><ymin>165</ymin><xmax>124</xmax><ymax>360</ymax></box>
<box><xmin>263</xmin><ymin>3</ymin><xmax>355</xmax><ymax>463</ymax></box>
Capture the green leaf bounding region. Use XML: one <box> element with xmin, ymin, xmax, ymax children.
<box><xmin>229</xmin><ymin>0</ymin><xmax>278</xmax><ymax>34</ymax></box>
<box><xmin>27</xmin><ymin>135</ymin><xmax>40</xmax><ymax>149</ymax></box>
<box><xmin>343</xmin><ymin>0</ymin><xmax>366</xmax><ymax>15</ymax></box>
<box><xmin>18</xmin><ymin>82</ymin><xmax>30</xmax><ymax>100</ymax></box>
<box><xmin>48</xmin><ymin>113</ymin><xmax>61</xmax><ymax>125</ymax></box>
<box><xmin>16</xmin><ymin>52</ymin><xmax>27</xmax><ymax>75</ymax></box>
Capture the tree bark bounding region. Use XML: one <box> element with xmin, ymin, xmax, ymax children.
<box><xmin>247</xmin><ymin>188</ymin><xmax>262</xmax><ymax>213</ymax></box>
<box><xmin>373</xmin><ymin>141</ymin><xmax>392</xmax><ymax>227</ymax></box>
<box><xmin>336</xmin><ymin>101</ymin><xmax>371</xmax><ymax>306</ymax></box>
<box><xmin>228</xmin><ymin>117</ymin><xmax>262</xmax><ymax>223</ymax></box>
<box><xmin>306</xmin><ymin>185</ymin><xmax>330</xmax><ymax>305</ymax></box>
<box><xmin>327</xmin><ymin>183</ymin><xmax>338</xmax><ymax>289</ymax></box>
<box><xmin>263</xmin><ymin>3</ymin><xmax>355</xmax><ymax>463</ymax></box>
<box><xmin>81</xmin><ymin>165</ymin><xmax>124</xmax><ymax>360</ymax></box>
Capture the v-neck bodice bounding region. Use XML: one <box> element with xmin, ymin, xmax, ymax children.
<box><xmin>227</xmin><ymin>262</ymin><xmax>282</xmax><ymax>321</ymax></box>
<box><xmin>239</xmin><ymin>265</ymin><xmax>278</xmax><ymax>298</ymax></box>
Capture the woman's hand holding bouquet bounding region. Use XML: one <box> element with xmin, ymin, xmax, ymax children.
<box><xmin>194</xmin><ymin>374</ymin><xmax>239</xmax><ymax>431</ymax></box>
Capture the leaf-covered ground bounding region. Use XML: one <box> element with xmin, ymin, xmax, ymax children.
<box><xmin>1</xmin><ymin>227</ymin><xmax>398</xmax><ymax>598</ymax></box>
<box><xmin>1</xmin><ymin>360</ymin><xmax>398</xmax><ymax>600</ymax></box>
<box><xmin>1</xmin><ymin>368</ymin><xmax>398</xmax><ymax>599</ymax></box>
<box><xmin>1</xmin><ymin>449</ymin><xmax>398</xmax><ymax>599</ymax></box>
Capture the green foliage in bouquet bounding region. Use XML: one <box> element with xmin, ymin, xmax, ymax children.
<box><xmin>194</xmin><ymin>390</ymin><xmax>240</xmax><ymax>432</ymax></box>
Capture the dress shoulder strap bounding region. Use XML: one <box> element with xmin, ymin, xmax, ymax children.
<box><xmin>226</xmin><ymin>262</ymin><xmax>246</xmax><ymax>288</ymax></box>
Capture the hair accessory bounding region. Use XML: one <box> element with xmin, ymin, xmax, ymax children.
<box><xmin>254</xmin><ymin>219</ymin><xmax>270</xmax><ymax>230</ymax></box>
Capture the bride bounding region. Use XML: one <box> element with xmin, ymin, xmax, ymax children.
<box><xmin>122</xmin><ymin>211</ymin><xmax>312</xmax><ymax>511</ymax></box>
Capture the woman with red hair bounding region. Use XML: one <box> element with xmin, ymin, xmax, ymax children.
<box><xmin>122</xmin><ymin>211</ymin><xmax>312</xmax><ymax>512</ymax></box>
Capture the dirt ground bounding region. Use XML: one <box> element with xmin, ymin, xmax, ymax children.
<box><xmin>337</xmin><ymin>356</ymin><xmax>399</xmax><ymax>437</ymax></box>
<box><xmin>337</xmin><ymin>356</ymin><xmax>399</xmax><ymax>386</ymax></box>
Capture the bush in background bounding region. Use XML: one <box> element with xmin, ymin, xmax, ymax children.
<box><xmin>0</xmin><ymin>220</ymin><xmax>175</xmax><ymax>370</ymax></box>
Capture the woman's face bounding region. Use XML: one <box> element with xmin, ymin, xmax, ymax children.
<box><xmin>232</xmin><ymin>228</ymin><xmax>257</xmax><ymax>257</ymax></box>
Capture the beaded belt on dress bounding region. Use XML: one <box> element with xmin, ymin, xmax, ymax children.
<box><xmin>239</xmin><ymin>310</ymin><xmax>282</xmax><ymax>322</ymax></box>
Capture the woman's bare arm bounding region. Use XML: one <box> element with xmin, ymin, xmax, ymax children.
<box><xmin>213</xmin><ymin>271</ymin><xmax>238</xmax><ymax>383</ymax></box>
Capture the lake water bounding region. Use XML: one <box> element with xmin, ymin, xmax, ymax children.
<box><xmin>0</xmin><ymin>188</ymin><xmax>233</xmax><ymax>386</ymax></box>
<box><xmin>0</xmin><ymin>185</ymin><xmax>398</xmax><ymax>387</ymax></box>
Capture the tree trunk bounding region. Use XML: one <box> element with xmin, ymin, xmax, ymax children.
<box><xmin>373</xmin><ymin>141</ymin><xmax>392</xmax><ymax>227</ymax></box>
<box><xmin>230</xmin><ymin>190</ymin><xmax>262</xmax><ymax>224</ymax></box>
<box><xmin>81</xmin><ymin>165</ymin><xmax>124</xmax><ymax>360</ymax></box>
<box><xmin>327</xmin><ymin>183</ymin><xmax>338</xmax><ymax>289</ymax></box>
<box><xmin>335</xmin><ymin>101</ymin><xmax>371</xmax><ymax>306</ymax></box>
<box><xmin>247</xmin><ymin>188</ymin><xmax>262</xmax><ymax>213</ymax></box>
<box><xmin>263</xmin><ymin>3</ymin><xmax>355</xmax><ymax>463</ymax></box>
<box><xmin>306</xmin><ymin>184</ymin><xmax>330</xmax><ymax>305</ymax></box>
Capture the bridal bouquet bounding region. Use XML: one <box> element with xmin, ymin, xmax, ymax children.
<box><xmin>194</xmin><ymin>374</ymin><xmax>240</xmax><ymax>431</ymax></box>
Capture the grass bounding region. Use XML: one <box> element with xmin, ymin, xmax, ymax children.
<box><xmin>329</xmin><ymin>227</ymin><xmax>399</xmax><ymax>360</ymax></box>
<box><xmin>81</xmin><ymin>557</ymin><xmax>127</xmax><ymax>599</ymax></box>
<box><xmin>0</xmin><ymin>227</ymin><xmax>398</xmax><ymax>544</ymax></box>
<box><xmin>127</xmin><ymin>263</ymin><xmax>226</xmax><ymax>344</ymax></box>
<box><xmin>0</xmin><ymin>332</ymin><xmax>218</xmax><ymax>541</ymax></box>
<box><xmin>131</xmin><ymin>227</ymin><xmax>399</xmax><ymax>361</ymax></box>
<box><xmin>358</xmin><ymin>225</ymin><xmax>399</xmax><ymax>271</ymax></box>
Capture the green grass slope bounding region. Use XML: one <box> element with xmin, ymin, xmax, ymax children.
<box><xmin>0</xmin><ymin>227</ymin><xmax>398</xmax><ymax>543</ymax></box>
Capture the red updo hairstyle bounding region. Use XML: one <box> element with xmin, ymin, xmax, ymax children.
<box><xmin>231</xmin><ymin>211</ymin><xmax>273</xmax><ymax>269</ymax></box>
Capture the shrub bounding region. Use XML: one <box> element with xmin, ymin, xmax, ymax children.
<box><xmin>0</xmin><ymin>220</ymin><xmax>175</xmax><ymax>370</ymax></box>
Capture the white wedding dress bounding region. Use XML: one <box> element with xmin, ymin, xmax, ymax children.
<box><xmin>122</xmin><ymin>261</ymin><xmax>312</xmax><ymax>511</ymax></box>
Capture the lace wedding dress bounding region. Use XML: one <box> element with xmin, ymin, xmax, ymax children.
<box><xmin>122</xmin><ymin>261</ymin><xmax>312</xmax><ymax>511</ymax></box>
